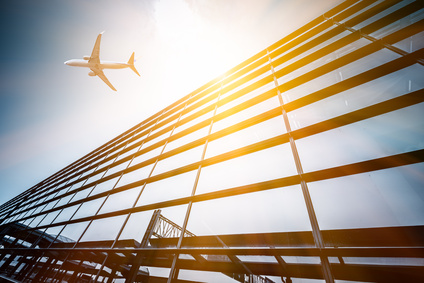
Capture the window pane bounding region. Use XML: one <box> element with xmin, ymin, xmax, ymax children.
<box><xmin>187</xmin><ymin>185</ymin><xmax>311</xmax><ymax>236</ymax></box>
<box><xmin>58</xmin><ymin>222</ymin><xmax>89</xmax><ymax>243</ymax></box>
<box><xmin>165</xmin><ymin>126</ymin><xmax>209</xmax><ymax>153</ymax></box>
<box><xmin>309</xmin><ymin>163</ymin><xmax>424</xmax><ymax>230</ymax></box>
<box><xmin>296</xmin><ymin>103</ymin><xmax>424</xmax><ymax>172</ymax></box>
<box><xmin>196</xmin><ymin>144</ymin><xmax>298</xmax><ymax>195</ymax></box>
<box><xmin>136</xmin><ymin>171</ymin><xmax>197</xmax><ymax>206</ymax></box>
<box><xmin>71</xmin><ymin>197</ymin><xmax>106</xmax><ymax>221</ymax></box>
<box><xmin>288</xmin><ymin>64</ymin><xmax>424</xmax><ymax>130</ymax></box>
<box><xmin>53</xmin><ymin>205</ymin><xmax>80</xmax><ymax>224</ymax></box>
<box><xmin>80</xmin><ymin>215</ymin><xmax>127</xmax><ymax>242</ymax></box>
<box><xmin>153</xmin><ymin>145</ymin><xmax>203</xmax><ymax>176</ymax></box>
<box><xmin>282</xmin><ymin>49</ymin><xmax>401</xmax><ymax>103</ymax></box>
<box><xmin>98</xmin><ymin>187</ymin><xmax>142</xmax><ymax>214</ymax></box>
<box><xmin>118</xmin><ymin>163</ymin><xmax>154</xmax><ymax>187</ymax></box>
<box><xmin>205</xmin><ymin>115</ymin><xmax>286</xmax><ymax>158</ymax></box>
<box><xmin>90</xmin><ymin>176</ymin><xmax>120</xmax><ymax>196</ymax></box>
<box><xmin>212</xmin><ymin>95</ymin><xmax>280</xmax><ymax>133</ymax></box>
<box><xmin>38</xmin><ymin>211</ymin><xmax>61</xmax><ymax>227</ymax></box>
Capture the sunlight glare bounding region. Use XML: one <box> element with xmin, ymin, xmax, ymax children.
<box><xmin>153</xmin><ymin>0</ymin><xmax>235</xmax><ymax>87</ymax></box>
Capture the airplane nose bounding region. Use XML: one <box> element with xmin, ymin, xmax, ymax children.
<box><xmin>64</xmin><ymin>61</ymin><xmax>68</xmax><ymax>65</ymax></box>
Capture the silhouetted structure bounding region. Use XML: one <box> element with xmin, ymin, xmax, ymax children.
<box><xmin>1</xmin><ymin>0</ymin><xmax>423</xmax><ymax>282</ymax></box>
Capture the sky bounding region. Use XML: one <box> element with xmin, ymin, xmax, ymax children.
<box><xmin>0</xmin><ymin>0</ymin><xmax>341</xmax><ymax>205</ymax></box>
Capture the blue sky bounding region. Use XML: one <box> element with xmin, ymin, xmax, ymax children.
<box><xmin>0</xmin><ymin>0</ymin><xmax>340</xmax><ymax>204</ymax></box>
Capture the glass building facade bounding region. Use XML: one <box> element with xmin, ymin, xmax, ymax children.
<box><xmin>0</xmin><ymin>0</ymin><xmax>423</xmax><ymax>282</ymax></box>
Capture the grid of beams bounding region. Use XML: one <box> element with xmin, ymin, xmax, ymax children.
<box><xmin>1</xmin><ymin>1</ymin><xmax>423</xmax><ymax>282</ymax></box>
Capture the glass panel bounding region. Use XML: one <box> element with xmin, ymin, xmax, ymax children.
<box><xmin>370</xmin><ymin>7</ymin><xmax>424</xmax><ymax>39</ymax></box>
<box><xmin>51</xmin><ymin>193</ymin><xmax>73</xmax><ymax>209</ymax></box>
<box><xmin>393</xmin><ymin>30</ymin><xmax>424</xmax><ymax>53</ymax></box>
<box><xmin>309</xmin><ymin>163</ymin><xmax>424</xmax><ymax>230</ymax></box>
<box><xmin>221</xmin><ymin>68</ymin><xmax>273</xmax><ymax>101</ymax></box>
<box><xmin>98</xmin><ymin>187</ymin><xmax>142</xmax><ymax>214</ymax></box>
<box><xmin>237</xmin><ymin>255</ymin><xmax>278</xmax><ymax>263</ymax></box>
<box><xmin>288</xmin><ymin>64</ymin><xmax>424</xmax><ymax>130</ymax></box>
<box><xmin>71</xmin><ymin>197</ymin><xmax>106</xmax><ymax>221</ymax></box>
<box><xmin>43</xmin><ymin>225</ymin><xmax>65</xmax><ymax>244</ymax></box>
<box><xmin>222</xmin><ymin>62</ymin><xmax>269</xmax><ymax>99</ymax></box>
<box><xmin>212</xmin><ymin>95</ymin><xmax>280</xmax><ymax>133</ymax></box>
<box><xmin>281</xmin><ymin>256</ymin><xmax>321</xmax><ymax>264</ymax></box>
<box><xmin>337</xmin><ymin>49</ymin><xmax>401</xmax><ymax>81</ymax></box>
<box><xmin>351</xmin><ymin>0</ymin><xmax>405</xmax><ymax>30</ymax></box>
<box><xmin>153</xmin><ymin>146</ymin><xmax>203</xmax><ymax>176</ymax></box>
<box><xmin>187</xmin><ymin>185</ymin><xmax>311</xmax><ymax>236</ymax></box>
<box><xmin>296</xmin><ymin>103</ymin><xmax>424</xmax><ymax>172</ymax></box>
<box><xmin>80</xmin><ymin>215</ymin><xmax>127</xmax><ymax>242</ymax></box>
<box><xmin>278</xmin><ymin>38</ymin><xmax>370</xmax><ymax>87</ymax></box>
<box><xmin>145</xmin><ymin>267</ymin><xmax>171</xmax><ymax>281</ymax></box>
<box><xmin>53</xmin><ymin>205</ymin><xmax>80</xmax><ymax>224</ymax></box>
<box><xmin>104</xmin><ymin>159</ymin><xmax>132</xmax><ymax>177</ymax></box>
<box><xmin>184</xmin><ymin>94</ymin><xmax>218</xmax><ymax>118</ymax></box>
<box><xmin>178</xmin><ymin>269</ymin><xmax>242</xmax><ymax>283</ymax></box>
<box><xmin>149</xmin><ymin>119</ymin><xmax>174</xmax><ymax>137</ymax></box>
<box><xmin>282</xmin><ymin>49</ymin><xmax>401</xmax><ymax>103</ymax></box>
<box><xmin>89</xmin><ymin>176</ymin><xmax>120</xmax><ymax>196</ymax></box>
<box><xmin>132</xmin><ymin>146</ymin><xmax>163</xmax><ymax>166</ymax></box>
<box><xmin>142</xmin><ymin>130</ymin><xmax>170</xmax><ymax>150</ymax></box>
<box><xmin>57</xmin><ymin>222</ymin><xmax>90</xmax><ymax>243</ymax></box>
<box><xmin>85</xmin><ymin>171</ymin><xmax>105</xmax><ymax>187</ymax></box>
<box><xmin>68</xmin><ymin>176</ymin><xmax>89</xmax><ymax>191</ymax></box>
<box><xmin>40</xmin><ymin>199</ymin><xmax>60</xmax><ymax>213</ymax></box>
<box><xmin>205</xmin><ymin>115</ymin><xmax>287</xmax><ymax>158</ymax></box>
<box><xmin>136</xmin><ymin>171</ymin><xmax>197</xmax><ymax>206</ymax></box>
<box><xmin>341</xmin><ymin>257</ymin><xmax>424</xmax><ymax>266</ymax></box>
<box><xmin>218</xmin><ymin>84</ymin><xmax>272</xmax><ymax>114</ymax></box>
<box><xmin>196</xmin><ymin>144</ymin><xmax>298</xmax><ymax>195</ymax></box>
<box><xmin>164</xmin><ymin>126</ymin><xmax>209</xmax><ymax>153</ymax></box>
<box><xmin>72</xmin><ymin>187</ymin><xmax>93</xmax><ymax>202</ymax></box>
<box><xmin>20</xmin><ymin>217</ymin><xmax>33</xmax><ymax>227</ymax></box>
<box><xmin>31</xmin><ymin>203</ymin><xmax>44</xmax><ymax>216</ymax></box>
<box><xmin>117</xmin><ymin>210</ymin><xmax>154</xmax><ymax>243</ymax></box>
<box><xmin>118</xmin><ymin>163</ymin><xmax>154</xmax><ymax>187</ymax></box>
<box><xmin>173</xmin><ymin>110</ymin><xmax>214</xmax><ymax>134</ymax></box>
<box><xmin>77</xmin><ymin>167</ymin><xmax>96</xmax><ymax>182</ymax></box>
<box><xmin>27</xmin><ymin>216</ymin><xmax>43</xmax><ymax>228</ymax></box>
<box><xmin>117</xmin><ymin>145</ymin><xmax>141</xmax><ymax>161</ymax></box>
<box><xmin>274</xmin><ymin>28</ymin><xmax>351</xmax><ymax>74</ymax></box>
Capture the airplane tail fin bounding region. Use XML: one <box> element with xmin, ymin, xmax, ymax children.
<box><xmin>128</xmin><ymin>52</ymin><xmax>140</xmax><ymax>76</ymax></box>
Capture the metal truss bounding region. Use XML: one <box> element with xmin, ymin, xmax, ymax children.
<box><xmin>153</xmin><ymin>212</ymin><xmax>195</xmax><ymax>239</ymax></box>
<box><xmin>0</xmin><ymin>1</ymin><xmax>423</xmax><ymax>282</ymax></box>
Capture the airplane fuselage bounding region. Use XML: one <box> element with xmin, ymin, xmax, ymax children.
<box><xmin>64</xmin><ymin>59</ymin><xmax>130</xmax><ymax>70</ymax></box>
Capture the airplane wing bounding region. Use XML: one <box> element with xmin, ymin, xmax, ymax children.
<box><xmin>89</xmin><ymin>32</ymin><xmax>103</xmax><ymax>64</ymax></box>
<box><xmin>96</xmin><ymin>69</ymin><xmax>117</xmax><ymax>91</ymax></box>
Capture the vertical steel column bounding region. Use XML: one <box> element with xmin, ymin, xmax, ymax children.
<box><xmin>124</xmin><ymin>97</ymin><xmax>195</xmax><ymax>283</ymax></box>
<box><xmin>167</xmin><ymin>77</ymin><xmax>225</xmax><ymax>283</ymax></box>
<box><xmin>266</xmin><ymin>49</ymin><xmax>334</xmax><ymax>283</ymax></box>
<box><xmin>10</xmin><ymin>175</ymin><xmax>79</xmax><ymax>277</ymax></box>
<box><xmin>91</xmin><ymin>110</ymin><xmax>166</xmax><ymax>283</ymax></box>
<box><xmin>6</xmin><ymin>179</ymin><xmax>65</xmax><ymax>280</ymax></box>
<box><xmin>22</xmin><ymin>156</ymin><xmax>105</xmax><ymax>281</ymax></box>
<box><xmin>46</xmin><ymin>138</ymin><xmax>133</xmax><ymax>282</ymax></box>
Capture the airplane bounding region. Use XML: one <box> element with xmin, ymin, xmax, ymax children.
<box><xmin>64</xmin><ymin>32</ymin><xmax>140</xmax><ymax>91</ymax></box>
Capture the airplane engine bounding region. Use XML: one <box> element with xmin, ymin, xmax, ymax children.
<box><xmin>83</xmin><ymin>56</ymin><xmax>90</xmax><ymax>60</ymax></box>
<box><xmin>88</xmin><ymin>71</ymin><xmax>96</xmax><ymax>76</ymax></box>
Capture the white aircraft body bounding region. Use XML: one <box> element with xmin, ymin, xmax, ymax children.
<box><xmin>65</xmin><ymin>32</ymin><xmax>140</xmax><ymax>91</ymax></box>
